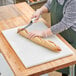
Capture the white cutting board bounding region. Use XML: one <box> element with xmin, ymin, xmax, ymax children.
<box><xmin>2</xmin><ymin>22</ymin><xmax>73</xmax><ymax>68</ymax></box>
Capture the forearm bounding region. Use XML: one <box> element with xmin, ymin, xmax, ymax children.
<box><xmin>51</xmin><ymin>19</ymin><xmax>73</xmax><ymax>34</ymax></box>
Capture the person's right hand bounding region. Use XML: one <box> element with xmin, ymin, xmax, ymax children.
<box><xmin>32</xmin><ymin>9</ymin><xmax>42</xmax><ymax>22</ymax></box>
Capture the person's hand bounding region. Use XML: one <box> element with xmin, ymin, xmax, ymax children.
<box><xmin>27</xmin><ymin>30</ymin><xmax>43</xmax><ymax>39</ymax></box>
<box><xmin>32</xmin><ymin>9</ymin><xmax>42</xmax><ymax>22</ymax></box>
<box><xmin>27</xmin><ymin>28</ymin><xmax>53</xmax><ymax>39</ymax></box>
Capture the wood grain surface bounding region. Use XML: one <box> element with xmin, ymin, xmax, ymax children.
<box><xmin>0</xmin><ymin>2</ymin><xmax>76</xmax><ymax>76</ymax></box>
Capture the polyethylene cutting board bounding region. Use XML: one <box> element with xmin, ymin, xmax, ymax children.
<box><xmin>2</xmin><ymin>22</ymin><xmax>73</xmax><ymax>68</ymax></box>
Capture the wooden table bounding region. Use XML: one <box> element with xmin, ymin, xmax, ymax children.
<box><xmin>0</xmin><ymin>2</ymin><xmax>76</xmax><ymax>76</ymax></box>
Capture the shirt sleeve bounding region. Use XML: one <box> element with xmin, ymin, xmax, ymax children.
<box><xmin>44</xmin><ymin>0</ymin><xmax>52</xmax><ymax>12</ymax></box>
<box><xmin>51</xmin><ymin>0</ymin><xmax>76</xmax><ymax>34</ymax></box>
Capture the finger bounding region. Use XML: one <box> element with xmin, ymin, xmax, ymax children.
<box><xmin>31</xmin><ymin>13</ymin><xmax>36</xmax><ymax>18</ymax></box>
<box><xmin>34</xmin><ymin>17</ymin><xmax>39</xmax><ymax>23</ymax></box>
<box><xmin>28</xmin><ymin>32</ymin><xmax>35</xmax><ymax>39</ymax></box>
<box><xmin>28</xmin><ymin>32</ymin><xmax>39</xmax><ymax>38</ymax></box>
<box><xmin>27</xmin><ymin>32</ymin><xmax>32</xmax><ymax>39</ymax></box>
<box><xmin>34</xmin><ymin>19</ymin><xmax>38</xmax><ymax>23</ymax></box>
<box><xmin>32</xmin><ymin>12</ymin><xmax>38</xmax><ymax>18</ymax></box>
<box><xmin>32</xmin><ymin>16</ymin><xmax>38</xmax><ymax>23</ymax></box>
<box><xmin>30</xmin><ymin>34</ymin><xmax>38</xmax><ymax>38</ymax></box>
<box><xmin>31</xmin><ymin>16</ymin><xmax>35</xmax><ymax>19</ymax></box>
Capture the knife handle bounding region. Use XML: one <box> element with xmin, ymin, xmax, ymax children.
<box><xmin>31</xmin><ymin>18</ymin><xmax>36</xmax><ymax>23</ymax></box>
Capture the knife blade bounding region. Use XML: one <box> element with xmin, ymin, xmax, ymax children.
<box><xmin>21</xmin><ymin>20</ymin><xmax>33</xmax><ymax>30</ymax></box>
<box><xmin>17</xmin><ymin>18</ymin><xmax>36</xmax><ymax>33</ymax></box>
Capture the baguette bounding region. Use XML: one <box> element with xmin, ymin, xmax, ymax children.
<box><xmin>17</xmin><ymin>29</ymin><xmax>61</xmax><ymax>52</ymax></box>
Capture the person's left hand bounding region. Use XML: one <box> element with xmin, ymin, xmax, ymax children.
<box><xmin>27</xmin><ymin>28</ymin><xmax>53</xmax><ymax>39</ymax></box>
<box><xmin>27</xmin><ymin>30</ymin><xmax>43</xmax><ymax>39</ymax></box>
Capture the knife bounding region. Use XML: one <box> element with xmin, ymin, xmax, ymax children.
<box><xmin>17</xmin><ymin>18</ymin><xmax>36</xmax><ymax>33</ymax></box>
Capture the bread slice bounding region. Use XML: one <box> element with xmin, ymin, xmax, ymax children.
<box><xmin>17</xmin><ymin>29</ymin><xmax>61</xmax><ymax>52</ymax></box>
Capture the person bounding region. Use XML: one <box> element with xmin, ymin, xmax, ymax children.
<box><xmin>27</xmin><ymin>0</ymin><xmax>76</xmax><ymax>76</ymax></box>
<box><xmin>0</xmin><ymin>0</ymin><xmax>14</xmax><ymax>6</ymax></box>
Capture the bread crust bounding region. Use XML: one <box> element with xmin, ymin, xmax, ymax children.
<box><xmin>17</xmin><ymin>29</ymin><xmax>61</xmax><ymax>52</ymax></box>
